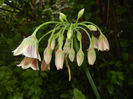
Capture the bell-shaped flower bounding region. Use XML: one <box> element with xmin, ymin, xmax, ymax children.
<box><xmin>98</xmin><ymin>34</ymin><xmax>110</xmax><ymax>51</ymax></box>
<box><xmin>92</xmin><ymin>36</ymin><xmax>98</xmax><ymax>49</ymax></box>
<box><xmin>76</xmin><ymin>49</ymin><xmax>84</xmax><ymax>66</ymax></box>
<box><xmin>55</xmin><ymin>49</ymin><xmax>64</xmax><ymax>70</ymax></box>
<box><xmin>41</xmin><ymin>60</ymin><xmax>50</xmax><ymax>71</ymax></box>
<box><xmin>87</xmin><ymin>44</ymin><xmax>96</xmax><ymax>65</ymax></box>
<box><xmin>17</xmin><ymin>57</ymin><xmax>39</xmax><ymax>70</ymax></box>
<box><xmin>69</xmin><ymin>48</ymin><xmax>75</xmax><ymax>62</ymax></box>
<box><xmin>43</xmin><ymin>46</ymin><xmax>52</xmax><ymax>64</ymax></box>
<box><xmin>12</xmin><ymin>35</ymin><xmax>41</xmax><ymax>61</ymax></box>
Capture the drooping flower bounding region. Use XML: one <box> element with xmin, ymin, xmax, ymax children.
<box><xmin>76</xmin><ymin>49</ymin><xmax>84</xmax><ymax>66</ymax></box>
<box><xmin>98</xmin><ymin>34</ymin><xmax>110</xmax><ymax>51</ymax></box>
<box><xmin>69</xmin><ymin>48</ymin><xmax>75</xmax><ymax>62</ymax></box>
<box><xmin>55</xmin><ymin>49</ymin><xmax>64</xmax><ymax>70</ymax></box>
<box><xmin>41</xmin><ymin>60</ymin><xmax>50</xmax><ymax>71</ymax></box>
<box><xmin>17</xmin><ymin>57</ymin><xmax>39</xmax><ymax>70</ymax></box>
<box><xmin>12</xmin><ymin>35</ymin><xmax>41</xmax><ymax>61</ymax></box>
<box><xmin>43</xmin><ymin>46</ymin><xmax>52</xmax><ymax>64</ymax></box>
<box><xmin>92</xmin><ymin>36</ymin><xmax>98</xmax><ymax>49</ymax></box>
<box><xmin>87</xmin><ymin>43</ymin><xmax>96</xmax><ymax>65</ymax></box>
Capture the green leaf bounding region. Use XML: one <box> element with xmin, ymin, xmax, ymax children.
<box><xmin>0</xmin><ymin>0</ymin><xmax>5</xmax><ymax>6</ymax></box>
<box><xmin>73</xmin><ymin>88</ymin><xmax>86</xmax><ymax>99</ymax></box>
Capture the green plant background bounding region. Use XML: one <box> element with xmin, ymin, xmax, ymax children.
<box><xmin>0</xmin><ymin>0</ymin><xmax>132</xmax><ymax>99</ymax></box>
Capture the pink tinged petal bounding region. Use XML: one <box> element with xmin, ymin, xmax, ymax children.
<box><xmin>88</xmin><ymin>48</ymin><xmax>96</xmax><ymax>65</ymax></box>
<box><xmin>76</xmin><ymin>50</ymin><xmax>84</xmax><ymax>66</ymax></box>
<box><xmin>17</xmin><ymin>57</ymin><xmax>39</xmax><ymax>70</ymax></box>
<box><xmin>55</xmin><ymin>49</ymin><xmax>64</xmax><ymax>70</ymax></box>
<box><xmin>92</xmin><ymin>36</ymin><xmax>98</xmax><ymax>49</ymax></box>
<box><xmin>17</xmin><ymin>57</ymin><xmax>32</xmax><ymax>69</ymax></box>
<box><xmin>23</xmin><ymin>45</ymin><xmax>37</xmax><ymax>58</ymax></box>
<box><xmin>13</xmin><ymin>39</ymin><xmax>26</xmax><ymax>56</ymax></box>
<box><xmin>44</xmin><ymin>46</ymin><xmax>52</xmax><ymax>64</ymax></box>
<box><xmin>31</xmin><ymin>59</ymin><xmax>39</xmax><ymax>70</ymax></box>
<box><xmin>98</xmin><ymin>34</ymin><xmax>110</xmax><ymax>51</ymax></box>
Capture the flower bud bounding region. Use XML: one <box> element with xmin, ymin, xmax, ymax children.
<box><xmin>78</xmin><ymin>8</ymin><xmax>85</xmax><ymax>19</ymax></box>
<box><xmin>67</xmin><ymin>28</ymin><xmax>73</xmax><ymax>39</ymax></box>
<box><xmin>41</xmin><ymin>60</ymin><xmax>50</xmax><ymax>71</ymax></box>
<box><xmin>63</xmin><ymin>39</ymin><xmax>70</xmax><ymax>54</ymax></box>
<box><xmin>87</xmin><ymin>25</ymin><xmax>97</xmax><ymax>31</ymax></box>
<box><xmin>59</xmin><ymin>16</ymin><xmax>64</xmax><ymax>22</ymax></box>
<box><xmin>77</xmin><ymin>31</ymin><xmax>82</xmax><ymax>41</ymax></box>
<box><xmin>69</xmin><ymin>48</ymin><xmax>75</xmax><ymax>62</ymax></box>
<box><xmin>98</xmin><ymin>34</ymin><xmax>110</xmax><ymax>51</ymax></box>
<box><xmin>87</xmin><ymin>47</ymin><xmax>96</xmax><ymax>65</ymax></box>
<box><xmin>55</xmin><ymin>49</ymin><xmax>64</xmax><ymax>70</ymax></box>
<box><xmin>51</xmin><ymin>38</ymin><xmax>56</xmax><ymax>50</ymax></box>
<box><xmin>43</xmin><ymin>46</ymin><xmax>52</xmax><ymax>64</ymax></box>
<box><xmin>92</xmin><ymin>36</ymin><xmax>98</xmax><ymax>49</ymax></box>
<box><xmin>76</xmin><ymin>50</ymin><xmax>84</xmax><ymax>66</ymax></box>
<box><xmin>59</xmin><ymin>13</ymin><xmax>67</xmax><ymax>21</ymax></box>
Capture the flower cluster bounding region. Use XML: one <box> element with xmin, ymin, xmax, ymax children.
<box><xmin>13</xmin><ymin>8</ymin><xmax>109</xmax><ymax>76</ymax></box>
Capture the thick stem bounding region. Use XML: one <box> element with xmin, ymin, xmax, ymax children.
<box><xmin>32</xmin><ymin>21</ymin><xmax>59</xmax><ymax>36</ymax></box>
<box><xmin>83</xmin><ymin>64</ymin><xmax>101</xmax><ymax>99</ymax></box>
<box><xmin>78</xmin><ymin>22</ymin><xmax>103</xmax><ymax>35</ymax></box>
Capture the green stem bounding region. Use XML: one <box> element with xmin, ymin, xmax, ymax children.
<box><xmin>38</xmin><ymin>30</ymin><xmax>53</xmax><ymax>42</ymax></box>
<box><xmin>39</xmin><ymin>24</ymin><xmax>61</xmax><ymax>42</ymax></box>
<box><xmin>83</xmin><ymin>64</ymin><xmax>101</xmax><ymax>99</ymax></box>
<box><xmin>76</xmin><ymin>26</ymin><xmax>91</xmax><ymax>41</ymax></box>
<box><xmin>75</xmin><ymin>30</ymin><xmax>82</xmax><ymax>50</ymax></box>
<box><xmin>32</xmin><ymin>21</ymin><xmax>60</xmax><ymax>36</ymax></box>
<box><xmin>78</xmin><ymin>22</ymin><xmax>103</xmax><ymax>35</ymax></box>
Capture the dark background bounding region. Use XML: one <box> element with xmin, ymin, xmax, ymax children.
<box><xmin>0</xmin><ymin>0</ymin><xmax>133</xmax><ymax>99</ymax></box>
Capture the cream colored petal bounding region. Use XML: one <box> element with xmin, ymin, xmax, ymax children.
<box><xmin>13</xmin><ymin>39</ymin><xmax>27</xmax><ymax>56</ymax></box>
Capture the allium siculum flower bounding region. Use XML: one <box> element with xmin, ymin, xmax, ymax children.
<box><xmin>55</xmin><ymin>49</ymin><xmax>64</xmax><ymax>70</ymax></box>
<box><xmin>87</xmin><ymin>44</ymin><xmax>96</xmax><ymax>65</ymax></box>
<box><xmin>41</xmin><ymin>60</ymin><xmax>50</xmax><ymax>71</ymax></box>
<box><xmin>12</xmin><ymin>35</ymin><xmax>41</xmax><ymax>61</ymax></box>
<box><xmin>69</xmin><ymin>48</ymin><xmax>75</xmax><ymax>62</ymax></box>
<box><xmin>17</xmin><ymin>57</ymin><xmax>39</xmax><ymax>70</ymax></box>
<box><xmin>76</xmin><ymin>49</ymin><xmax>84</xmax><ymax>66</ymax></box>
<box><xmin>98</xmin><ymin>34</ymin><xmax>110</xmax><ymax>51</ymax></box>
<box><xmin>92</xmin><ymin>36</ymin><xmax>98</xmax><ymax>49</ymax></box>
<box><xmin>43</xmin><ymin>46</ymin><xmax>52</xmax><ymax>64</ymax></box>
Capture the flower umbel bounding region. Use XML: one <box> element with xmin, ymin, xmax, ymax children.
<box><xmin>17</xmin><ymin>57</ymin><xmax>39</xmax><ymax>70</ymax></box>
<box><xmin>13</xmin><ymin>35</ymin><xmax>41</xmax><ymax>61</ymax></box>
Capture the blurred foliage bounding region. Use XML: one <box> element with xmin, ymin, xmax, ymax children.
<box><xmin>0</xmin><ymin>0</ymin><xmax>133</xmax><ymax>99</ymax></box>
